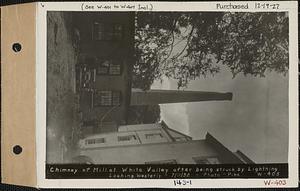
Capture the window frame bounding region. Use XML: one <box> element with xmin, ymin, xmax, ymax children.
<box><xmin>174</xmin><ymin>137</ymin><xmax>189</xmax><ymax>142</ymax></box>
<box><xmin>85</xmin><ymin>138</ymin><xmax>105</xmax><ymax>145</ymax></box>
<box><xmin>145</xmin><ymin>133</ymin><xmax>164</xmax><ymax>139</ymax></box>
<box><xmin>118</xmin><ymin>135</ymin><xmax>137</xmax><ymax>142</ymax></box>
<box><xmin>92</xmin><ymin>22</ymin><xmax>124</xmax><ymax>41</ymax></box>
<box><xmin>95</xmin><ymin>59</ymin><xmax>123</xmax><ymax>76</ymax></box>
<box><xmin>94</xmin><ymin>90</ymin><xmax>122</xmax><ymax>107</ymax></box>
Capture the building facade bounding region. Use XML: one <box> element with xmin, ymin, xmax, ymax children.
<box><xmin>72</xmin><ymin>12</ymin><xmax>233</xmax><ymax>136</ymax></box>
<box><xmin>73</xmin><ymin>12</ymin><xmax>135</xmax><ymax>133</ymax></box>
<box><xmin>73</xmin><ymin>121</ymin><xmax>254</xmax><ymax>164</ymax></box>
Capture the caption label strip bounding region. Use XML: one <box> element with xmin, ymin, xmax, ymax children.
<box><xmin>46</xmin><ymin>163</ymin><xmax>288</xmax><ymax>179</ymax></box>
<box><xmin>81</xmin><ymin>3</ymin><xmax>153</xmax><ymax>11</ymax></box>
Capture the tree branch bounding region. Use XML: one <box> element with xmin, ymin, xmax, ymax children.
<box><xmin>160</xmin><ymin>15</ymin><xmax>181</xmax><ymax>66</ymax></box>
<box><xmin>172</xmin><ymin>25</ymin><xmax>195</xmax><ymax>60</ymax></box>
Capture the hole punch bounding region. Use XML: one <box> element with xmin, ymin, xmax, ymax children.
<box><xmin>13</xmin><ymin>145</ymin><xmax>23</xmax><ymax>155</ymax></box>
<box><xmin>12</xmin><ymin>43</ymin><xmax>22</xmax><ymax>52</ymax></box>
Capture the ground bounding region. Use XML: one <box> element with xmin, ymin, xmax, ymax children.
<box><xmin>46</xmin><ymin>12</ymin><xmax>80</xmax><ymax>163</ymax></box>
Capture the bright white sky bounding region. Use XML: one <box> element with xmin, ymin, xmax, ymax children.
<box><xmin>151</xmin><ymin>65</ymin><xmax>288</xmax><ymax>163</ymax></box>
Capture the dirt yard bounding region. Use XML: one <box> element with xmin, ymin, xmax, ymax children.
<box><xmin>46</xmin><ymin>12</ymin><xmax>80</xmax><ymax>163</ymax></box>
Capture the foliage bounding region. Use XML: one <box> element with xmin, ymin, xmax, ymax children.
<box><xmin>134</xmin><ymin>12</ymin><xmax>289</xmax><ymax>88</ymax></box>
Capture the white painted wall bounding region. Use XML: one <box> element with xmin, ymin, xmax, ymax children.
<box><xmin>118</xmin><ymin>123</ymin><xmax>161</xmax><ymax>132</ymax></box>
<box><xmin>80</xmin><ymin>140</ymin><xmax>218</xmax><ymax>164</ymax></box>
<box><xmin>79</xmin><ymin>123</ymin><xmax>173</xmax><ymax>149</ymax></box>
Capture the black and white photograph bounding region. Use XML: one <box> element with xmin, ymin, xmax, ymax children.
<box><xmin>44</xmin><ymin>4</ymin><xmax>293</xmax><ymax>181</ymax></box>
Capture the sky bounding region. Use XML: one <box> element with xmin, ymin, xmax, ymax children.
<box><xmin>151</xmin><ymin>66</ymin><xmax>289</xmax><ymax>163</ymax></box>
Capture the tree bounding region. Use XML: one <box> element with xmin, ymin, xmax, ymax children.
<box><xmin>134</xmin><ymin>12</ymin><xmax>289</xmax><ymax>88</ymax></box>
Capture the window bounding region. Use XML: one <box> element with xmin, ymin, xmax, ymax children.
<box><xmin>113</xmin><ymin>24</ymin><xmax>123</xmax><ymax>40</ymax></box>
<box><xmin>99</xmin><ymin>91</ymin><xmax>112</xmax><ymax>106</ymax></box>
<box><xmin>118</xmin><ymin>135</ymin><xmax>137</xmax><ymax>142</ymax></box>
<box><xmin>193</xmin><ymin>157</ymin><xmax>221</xmax><ymax>164</ymax></box>
<box><xmin>97</xmin><ymin>60</ymin><xmax>110</xmax><ymax>74</ymax></box>
<box><xmin>96</xmin><ymin>59</ymin><xmax>122</xmax><ymax>75</ymax></box>
<box><xmin>145</xmin><ymin>159</ymin><xmax>177</xmax><ymax>164</ymax></box>
<box><xmin>85</xmin><ymin>138</ymin><xmax>105</xmax><ymax>145</ymax></box>
<box><xmin>95</xmin><ymin>91</ymin><xmax>121</xmax><ymax>106</ymax></box>
<box><xmin>93</xmin><ymin>22</ymin><xmax>108</xmax><ymax>40</ymax></box>
<box><xmin>112</xmin><ymin>91</ymin><xmax>120</xmax><ymax>105</ymax></box>
<box><xmin>145</xmin><ymin>133</ymin><xmax>163</xmax><ymax>139</ymax></box>
<box><xmin>93</xmin><ymin>22</ymin><xmax>123</xmax><ymax>41</ymax></box>
<box><xmin>109</xmin><ymin>64</ymin><xmax>121</xmax><ymax>75</ymax></box>
<box><xmin>174</xmin><ymin>137</ymin><xmax>189</xmax><ymax>142</ymax></box>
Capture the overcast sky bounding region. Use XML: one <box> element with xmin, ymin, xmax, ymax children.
<box><xmin>152</xmin><ymin>66</ymin><xmax>288</xmax><ymax>163</ymax></box>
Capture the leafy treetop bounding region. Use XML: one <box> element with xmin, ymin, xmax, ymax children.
<box><xmin>134</xmin><ymin>12</ymin><xmax>288</xmax><ymax>89</ymax></box>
